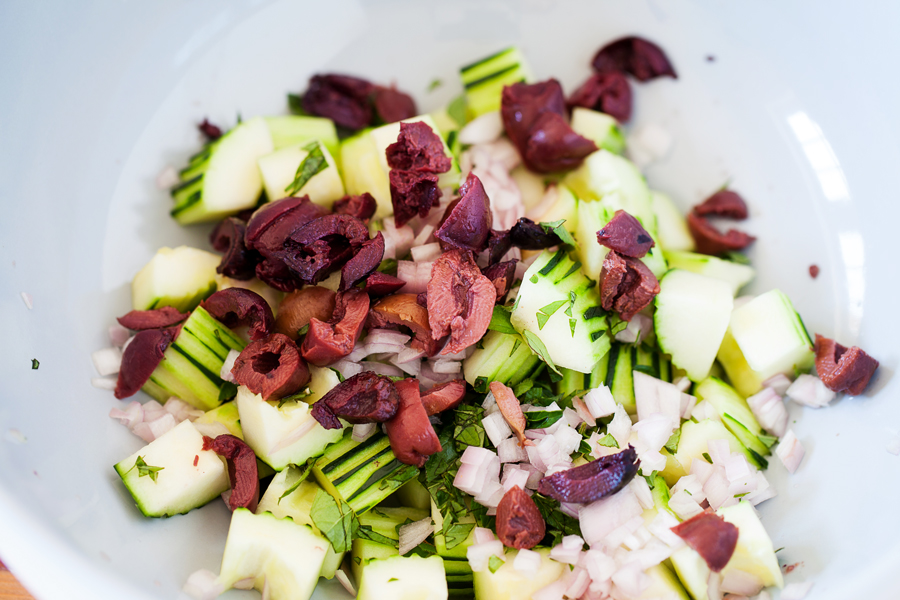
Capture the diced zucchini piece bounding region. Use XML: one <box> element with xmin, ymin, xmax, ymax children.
<box><xmin>358</xmin><ymin>555</ymin><xmax>448</xmax><ymax>600</ymax></box>
<box><xmin>716</xmin><ymin>329</ymin><xmax>763</xmax><ymax>398</ymax></box>
<box><xmin>694</xmin><ymin>377</ymin><xmax>771</xmax><ymax>457</ymax></box>
<box><xmin>651</xmin><ymin>191</ymin><xmax>695</xmax><ymax>252</ymax></box>
<box><xmin>570</xmin><ymin>107</ymin><xmax>626</xmax><ymax>155</ymax></box>
<box><xmin>642</xmin><ymin>563</ymin><xmax>691</xmax><ymax>600</ymax></box>
<box><xmin>236</xmin><ymin>386</ymin><xmax>345</xmax><ymax>471</ymax></box>
<box><xmin>663</xmin><ymin>250</ymin><xmax>754</xmax><ymax>296</ymax></box>
<box><xmin>195</xmin><ymin>402</ymin><xmax>243</xmax><ymax>438</ymax></box>
<box><xmin>574</xmin><ymin>199</ymin><xmax>616</xmax><ymax>278</ymax></box>
<box><xmin>218</xmin><ymin>508</ymin><xmax>328</xmax><ymax>600</ymax></box>
<box><xmin>463</xmin><ymin>330</ymin><xmax>542</xmax><ymax>392</ymax></box>
<box><xmin>313</xmin><ymin>429</ymin><xmax>419</xmax><ymax>514</ymax></box>
<box><xmin>460</xmin><ymin>47</ymin><xmax>533</xmax><ymax>118</ymax></box>
<box><xmin>472</xmin><ymin>548</ymin><xmax>564</xmax><ymax>600</ymax></box>
<box><xmin>265</xmin><ymin>115</ymin><xmax>339</xmax><ymax>158</ymax></box>
<box><xmin>563</xmin><ymin>149</ymin><xmax>656</xmax><ymax>237</ymax></box>
<box><xmin>725</xmin><ymin>290</ymin><xmax>815</xmax><ymax>384</ymax></box>
<box><xmin>256</xmin><ymin>467</ymin><xmax>344</xmax><ymax>579</ymax></box>
<box><xmin>510</xmin><ymin>249</ymin><xmax>611</xmax><ymax>374</ymax></box>
<box><xmin>532</xmin><ymin>184</ymin><xmax>579</xmax><ymax>234</ymax></box>
<box><xmin>131</xmin><ymin>245</ymin><xmax>220</xmax><ymax>312</ymax></box>
<box><xmin>171</xmin><ymin>116</ymin><xmax>273</xmax><ymax>224</ymax></box>
<box><xmin>341</xmin><ymin>130</ymin><xmax>391</xmax><ymax>217</ymax></box>
<box><xmin>144</xmin><ymin>306</ymin><xmax>246</xmax><ymax>410</ymax></box>
<box><xmin>591</xmin><ymin>342</ymin><xmax>636</xmax><ymax>414</ymax></box>
<box><xmin>664</xmin><ymin>419</ymin><xmax>763</xmax><ymax>483</ymax></box>
<box><xmin>655</xmin><ymin>270</ymin><xmax>734</xmax><ymax>382</ymax></box>
<box><xmin>670</xmin><ymin>501</ymin><xmax>783</xmax><ymax>599</ymax></box>
<box><xmin>306</xmin><ymin>365</ymin><xmax>341</xmax><ymax>404</ymax></box>
<box><xmin>258</xmin><ymin>141</ymin><xmax>345</xmax><ymax>207</ymax></box>
<box><xmin>113</xmin><ymin>420</ymin><xmax>229</xmax><ymax>517</ymax></box>
<box><xmin>397</xmin><ymin>477</ymin><xmax>432</xmax><ymax>512</ymax></box>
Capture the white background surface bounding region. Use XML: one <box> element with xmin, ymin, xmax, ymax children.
<box><xmin>0</xmin><ymin>1</ymin><xmax>897</xmax><ymax>598</ymax></box>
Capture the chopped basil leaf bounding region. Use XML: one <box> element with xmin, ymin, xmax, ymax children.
<box><xmin>702</xmin><ymin>452</ymin><xmax>713</xmax><ymax>464</ymax></box>
<box><xmin>218</xmin><ymin>381</ymin><xmax>238</xmax><ymax>402</ymax></box>
<box><xmin>31</xmin><ymin>358</ymin><xmax>39</xmax><ymax>370</ymax></box>
<box><xmin>513</xmin><ymin>378</ymin><xmax>534</xmax><ymax>397</ymax></box>
<box><xmin>278</xmin><ymin>460</ymin><xmax>315</xmax><ymax>503</ymax></box>
<box><xmin>488</xmin><ymin>305</ymin><xmax>517</xmax><ymax>335</ymax></box>
<box><xmin>285</xmin><ymin>142</ymin><xmax>328</xmax><ymax>196</ymax></box>
<box><xmin>532</xmin><ymin>493</ymin><xmax>582</xmax><ymax>547</ymax></box>
<box><xmin>278</xmin><ymin>388</ymin><xmax>312</xmax><ymax>409</ymax></box>
<box><xmin>758</xmin><ymin>433</ymin><xmax>779</xmax><ymax>449</ymax></box>
<box><xmin>297</xmin><ymin>324</ymin><xmax>310</xmax><ymax>337</ymax></box>
<box><xmin>287</xmin><ymin>93</ymin><xmax>306</xmax><ymax>115</ymax></box>
<box><xmin>523</xmin><ymin>330</ymin><xmax>561</xmax><ymax>376</ymax></box>
<box><xmin>428</xmin><ymin>79</ymin><xmax>443</xmax><ymax>91</ymax></box>
<box><xmin>664</xmin><ymin>429</ymin><xmax>681</xmax><ymax>454</ymax></box>
<box><xmin>310</xmin><ymin>490</ymin><xmax>358</xmax><ymax>553</ymax></box>
<box><xmin>569</xmin><ymin>318</ymin><xmax>577</xmax><ymax>337</ymax></box>
<box><xmin>442</xmin><ymin>522</ymin><xmax>475</xmax><ymax>550</ymax></box>
<box><xmin>488</xmin><ymin>555</ymin><xmax>505</xmax><ymax>573</ymax></box>
<box><xmin>377</xmin><ymin>258</ymin><xmax>398</xmax><ymax>275</ymax></box>
<box><xmin>133</xmin><ymin>455</ymin><xmax>164</xmax><ymax>483</ymax></box>
<box><xmin>539</xmin><ymin>220</ymin><xmax>576</xmax><ymax>246</ymax></box>
<box><xmin>357</xmin><ymin>525</ymin><xmax>399</xmax><ymax>548</ymax></box>
<box><xmin>597</xmin><ymin>434</ymin><xmax>619</xmax><ymax>448</ymax></box>
<box><xmin>524</xmin><ymin>410</ymin><xmax>564</xmax><ymax>430</ymax></box>
<box><xmin>454</xmin><ymin>404</ymin><xmax>486</xmax><ymax>450</ymax></box>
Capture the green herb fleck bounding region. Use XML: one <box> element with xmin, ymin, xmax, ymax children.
<box><xmin>539</xmin><ymin>220</ymin><xmax>576</xmax><ymax>246</ymax></box>
<box><xmin>132</xmin><ymin>456</ymin><xmax>164</xmax><ymax>483</ymax></box>
<box><xmin>513</xmin><ymin>379</ymin><xmax>534</xmax><ymax>397</ymax></box>
<box><xmin>596</xmin><ymin>434</ymin><xmax>619</xmax><ymax>448</ymax></box>
<box><xmin>31</xmin><ymin>358</ymin><xmax>39</xmax><ymax>370</ymax></box>
<box><xmin>377</xmin><ymin>258</ymin><xmax>398</xmax><ymax>275</ymax></box>
<box><xmin>357</xmin><ymin>525</ymin><xmax>400</xmax><ymax>549</ymax></box>
<box><xmin>218</xmin><ymin>381</ymin><xmax>238</xmax><ymax>402</ymax></box>
<box><xmin>530</xmin><ymin>274</ymin><xmax>539</xmax><ymax>284</ymax></box>
<box><xmin>488</xmin><ymin>305</ymin><xmax>517</xmax><ymax>335</ymax></box>
<box><xmin>488</xmin><ymin>555</ymin><xmax>504</xmax><ymax>573</ymax></box>
<box><xmin>532</xmin><ymin>493</ymin><xmax>582</xmax><ymax>547</ymax></box>
<box><xmin>775</xmin><ymin>547</ymin><xmax>784</xmax><ymax>553</ymax></box>
<box><xmin>278</xmin><ymin>460</ymin><xmax>315</xmax><ymax>503</ymax></box>
<box><xmin>278</xmin><ymin>388</ymin><xmax>312</xmax><ymax>409</ymax></box>
<box><xmin>569</xmin><ymin>318</ymin><xmax>577</xmax><ymax>337</ymax></box>
<box><xmin>297</xmin><ymin>324</ymin><xmax>310</xmax><ymax>337</ymax></box>
<box><xmin>536</xmin><ymin>299</ymin><xmax>567</xmax><ymax>330</ymax></box>
<box><xmin>287</xmin><ymin>93</ymin><xmax>306</xmax><ymax>115</ymax></box>
<box><xmin>442</xmin><ymin>522</ymin><xmax>475</xmax><ymax>549</ymax></box>
<box><xmin>428</xmin><ymin>79</ymin><xmax>443</xmax><ymax>91</ymax></box>
<box><xmin>310</xmin><ymin>490</ymin><xmax>359</xmax><ymax>553</ymax></box>
<box><xmin>524</xmin><ymin>410</ymin><xmax>564</xmax><ymax>430</ymax></box>
<box><xmin>454</xmin><ymin>405</ymin><xmax>486</xmax><ymax>450</ymax></box>
<box><xmin>702</xmin><ymin>452</ymin><xmax>713</xmax><ymax>464</ymax></box>
<box><xmin>758</xmin><ymin>433</ymin><xmax>779</xmax><ymax>449</ymax></box>
<box><xmin>523</xmin><ymin>331</ymin><xmax>561</xmax><ymax>376</ymax></box>
<box><xmin>285</xmin><ymin>142</ymin><xmax>328</xmax><ymax>196</ymax></box>
<box><xmin>723</xmin><ymin>251</ymin><xmax>751</xmax><ymax>265</ymax></box>
<box><xmin>664</xmin><ymin>429</ymin><xmax>681</xmax><ymax>454</ymax></box>
<box><xmin>388</xmin><ymin>577</ymin><xmax>399</xmax><ymax>582</ymax></box>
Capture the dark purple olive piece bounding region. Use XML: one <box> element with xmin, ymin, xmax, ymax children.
<box><xmin>496</xmin><ymin>486</ymin><xmax>545</xmax><ymax>550</ymax></box>
<box><xmin>670</xmin><ymin>513</ymin><xmax>738</xmax><ymax>573</ymax></box>
<box><xmin>280</xmin><ymin>214</ymin><xmax>370</xmax><ymax>284</ymax></box>
<box><xmin>245</xmin><ymin>197</ymin><xmax>326</xmax><ymax>250</ymax></box>
<box><xmin>201</xmin><ymin>288</ymin><xmax>274</xmax><ymax>341</ymax></box>
<box><xmin>302</xmin><ymin>74</ymin><xmax>375</xmax><ymax>131</ymax></box>
<box><xmin>114</xmin><ymin>327</ymin><xmax>180</xmax><ymax>399</ymax></box>
<box><xmin>333</xmin><ymin>193</ymin><xmax>378</xmax><ymax>221</ymax></box>
<box><xmin>500</xmin><ymin>80</ymin><xmax>568</xmax><ymax>153</ymax></box>
<box><xmin>592</xmin><ymin>36</ymin><xmax>677</xmax><ymax>81</ymax></box>
<box><xmin>301</xmin><ymin>289</ymin><xmax>370</xmax><ymax>367</ymax></box>
<box><xmin>198</xmin><ymin>118</ymin><xmax>223</xmax><ymax>141</ymax></box>
<box><xmin>481</xmin><ymin>260</ymin><xmax>518</xmax><ymax>304</ymax></box>
<box><xmin>596</xmin><ymin>210</ymin><xmax>655</xmax><ymax>258</ymax></box>
<box><xmin>386</xmin><ymin>121</ymin><xmax>452</xmax><ymax>173</ymax></box>
<box><xmin>487</xmin><ymin>229</ymin><xmax>513</xmax><ymax>265</ymax></box>
<box><xmin>231</xmin><ymin>333</ymin><xmax>311</xmax><ymax>400</ymax></box>
<box><xmin>203</xmin><ymin>434</ymin><xmax>259</xmax><ymax>512</ymax></box>
<box><xmin>117</xmin><ymin>306</ymin><xmax>189</xmax><ymax>331</ymax></box>
<box><xmin>364</xmin><ymin>271</ymin><xmax>407</xmax><ymax>297</ymax></box>
<box><xmin>373</xmin><ymin>86</ymin><xmax>418</xmax><ymax>124</ymax></box>
<box><xmin>537</xmin><ymin>445</ymin><xmax>640</xmax><ymax>503</ymax></box>
<box><xmin>210</xmin><ymin>217</ymin><xmax>259</xmax><ymax>280</ymax></box>
<box><xmin>523</xmin><ymin>111</ymin><xmax>597</xmax><ymax>173</ymax></box>
<box><xmin>421</xmin><ymin>380</ymin><xmax>467</xmax><ymax>416</ymax></box>
<box><xmin>694</xmin><ymin>190</ymin><xmax>749</xmax><ymax>220</ymax></box>
<box><xmin>814</xmin><ymin>334</ymin><xmax>880</xmax><ymax>396</ymax></box>
<box><xmin>384</xmin><ymin>378</ymin><xmax>442</xmax><ymax>467</ymax></box>
<box><xmin>434</xmin><ymin>173</ymin><xmax>493</xmax><ymax>253</ymax></box>
<box><xmin>509</xmin><ymin>218</ymin><xmax>561</xmax><ymax>250</ymax></box>
<box><xmin>600</xmin><ymin>251</ymin><xmax>660</xmax><ymax>321</ymax></box>
<box><xmin>311</xmin><ymin>372</ymin><xmax>400</xmax><ymax>430</ymax></box>
<box><xmin>686</xmin><ymin>212</ymin><xmax>755</xmax><ymax>256</ymax></box>
<box><xmin>568</xmin><ymin>72</ymin><xmax>633</xmax><ymax>122</ymax></box>
<box><xmin>340</xmin><ymin>232</ymin><xmax>385</xmax><ymax>291</ymax></box>
<box><xmin>389</xmin><ymin>170</ymin><xmax>443</xmax><ymax>228</ymax></box>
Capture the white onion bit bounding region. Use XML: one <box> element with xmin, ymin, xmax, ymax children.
<box><xmin>513</xmin><ymin>547</ymin><xmax>542</xmax><ymax>572</ymax></box>
<box><xmin>91</xmin><ymin>377</ymin><xmax>118</xmax><ymax>391</ymax></box>
<box><xmin>352</xmin><ymin>423</ymin><xmax>377</xmax><ymax>443</ymax></box>
<box><xmin>20</xmin><ymin>292</ymin><xmax>33</xmax><ymax>310</ymax></box>
<box><xmin>182</xmin><ymin>569</ymin><xmax>224</xmax><ymax>600</ymax></box>
<box><xmin>776</xmin><ymin>430</ymin><xmax>805</xmax><ymax>474</ymax></box>
<box><xmin>786</xmin><ymin>374</ymin><xmax>835</xmax><ymax>408</ymax></box>
<box><xmin>219</xmin><ymin>349</ymin><xmax>240</xmax><ymax>383</ymax></box>
<box><xmin>91</xmin><ymin>347</ymin><xmax>123</xmax><ymax>376</ymax></box>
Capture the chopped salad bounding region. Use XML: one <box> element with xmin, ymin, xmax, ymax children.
<box><xmin>90</xmin><ymin>36</ymin><xmax>880</xmax><ymax>600</ymax></box>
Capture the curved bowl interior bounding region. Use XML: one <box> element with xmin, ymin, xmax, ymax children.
<box><xmin>1</xmin><ymin>1</ymin><xmax>898</xmax><ymax>599</ymax></box>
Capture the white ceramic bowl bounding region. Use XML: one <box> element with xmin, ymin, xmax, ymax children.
<box><xmin>1</xmin><ymin>1</ymin><xmax>897</xmax><ymax>599</ymax></box>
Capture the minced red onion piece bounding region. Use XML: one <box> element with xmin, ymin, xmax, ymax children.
<box><xmin>633</xmin><ymin>413</ymin><xmax>676</xmax><ymax>452</ymax></box>
<box><xmin>691</xmin><ymin>399</ymin><xmax>721</xmax><ymax>422</ymax></box>
<box><xmin>331</xmin><ymin>358</ymin><xmax>363</xmax><ymax>380</ymax></box>
<box><xmin>182</xmin><ymin>569</ymin><xmax>224</xmax><ymax>600</ymax></box>
<box><xmin>500</xmin><ymin>465</ymin><xmax>530</xmax><ymax>493</ymax></box>
<box><xmin>703</xmin><ymin>467</ymin><xmax>734</xmax><ymax>510</ymax></box>
<box><xmin>549</xmin><ymin>541</ymin><xmax>582</xmax><ymax>565</ymax></box>
<box><xmin>633</xmin><ymin>372</ymin><xmax>682</xmax><ymax>423</ymax></box>
<box><xmin>531</xmin><ymin>579</ymin><xmax>566</xmax><ymax>600</ymax></box>
<box><xmin>109</xmin><ymin>401</ymin><xmax>143</xmax><ymax>429</ymax></box>
<box><xmin>578</xmin><ymin>485</ymin><xmax>643</xmax><ymax>547</ymax></box>
<box><xmin>91</xmin><ymin>377</ymin><xmax>117</xmax><ymax>390</ymax></box>
<box><xmin>164</xmin><ymin>398</ymin><xmax>204</xmax><ymax>422</ymax></box>
<box><xmin>498</xmin><ymin>437</ymin><xmax>529</xmax><ymax>463</ymax></box>
<box><xmin>382</xmin><ymin>217</ymin><xmax>416</xmax><ymax>260</ymax></box>
<box><xmin>454</xmin><ymin>446</ymin><xmax>501</xmax><ymax>497</ymax></box>
<box><xmin>513</xmin><ymin>548</ymin><xmax>542</xmax><ymax>572</ymax></box>
<box><xmin>431</xmin><ymin>359</ymin><xmax>462</xmax><ymax>374</ymax></box>
<box><xmin>398</xmin><ymin>517</ymin><xmax>434</xmax><ymax>556</ymax></box>
<box><xmin>786</xmin><ymin>374</ymin><xmax>835</xmax><ymax>408</ymax></box>
<box><xmin>219</xmin><ymin>349</ymin><xmax>240</xmax><ymax>383</ymax></box>
<box><xmin>365</xmin><ymin>329</ymin><xmax>411</xmax><ymax>347</ymax></box>
<box><xmin>629</xmin><ymin>476</ymin><xmax>654</xmax><ymax>510</ymax></box>
<box><xmin>607</xmin><ymin>405</ymin><xmax>633</xmax><ymax>447</ymax></box>
<box><xmin>396</xmin><ymin>260</ymin><xmax>432</xmax><ymax>294</ymax></box>
<box><xmin>92</xmin><ymin>347</ymin><xmax>123</xmax><ymax>377</ymax></box>
<box><xmin>720</xmin><ymin>569</ymin><xmax>764</xmax><ymax>596</ymax></box>
<box><xmin>389</xmin><ymin>355</ymin><xmax>421</xmax><ymax>376</ymax></box>
<box><xmin>483</xmin><ymin>411</ymin><xmax>513</xmax><ymax>447</ymax></box>
<box><xmin>647</xmin><ymin>510</ymin><xmax>684</xmax><ymax>548</ymax></box>
<box><xmin>667</xmin><ymin>490</ymin><xmax>704</xmax><ymax>520</ymax></box>
<box><xmin>466</xmin><ymin>539</ymin><xmax>505</xmax><ymax>573</ymax></box>
<box><xmin>776</xmin><ymin>430</ymin><xmax>805</xmax><ymax>474</ymax></box>
<box><xmin>583</xmin><ymin>385</ymin><xmax>616</xmax><ymax>419</ymax></box>
<box><xmin>411</xmin><ymin>242</ymin><xmax>443</xmax><ymax>263</ymax></box>
<box><xmin>611</xmin><ymin>562</ymin><xmax>650</xmax><ymax>599</ymax></box>
<box><xmin>352</xmin><ymin>423</ymin><xmax>377</xmax><ymax>442</ymax></box>
<box><xmin>707</xmin><ymin>439</ymin><xmax>731</xmax><ymax>466</ymax></box>
<box><xmin>763</xmin><ymin>373</ymin><xmax>793</xmax><ymax>396</ymax></box>
<box><xmin>581</xmin><ymin>549</ymin><xmax>616</xmax><ymax>584</ymax></box>
<box><xmin>109</xmin><ymin>323</ymin><xmax>131</xmax><ymax>347</ymax></box>
<box><xmin>473</xmin><ymin>527</ymin><xmax>495</xmax><ymax>545</ymax></box>
<box><xmin>359</xmin><ymin>361</ymin><xmax>404</xmax><ymax>378</ymax></box>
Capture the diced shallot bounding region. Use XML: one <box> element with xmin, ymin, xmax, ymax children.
<box><xmin>776</xmin><ymin>430</ymin><xmax>805</xmax><ymax>474</ymax></box>
<box><xmin>182</xmin><ymin>569</ymin><xmax>224</xmax><ymax>600</ymax></box>
<box><xmin>498</xmin><ymin>436</ymin><xmax>529</xmax><ymax>463</ymax></box>
<box><xmin>458</xmin><ymin>110</ymin><xmax>504</xmax><ymax>145</ymax></box>
<box><xmin>610</xmin><ymin>562</ymin><xmax>651</xmax><ymax>599</ymax></box>
<box><xmin>746</xmin><ymin>387</ymin><xmax>789</xmax><ymax>437</ymax></box>
<box><xmin>579</xmin><ymin>486</ymin><xmax>643</xmax><ymax>548</ymax></box>
<box><xmin>501</xmin><ymin>464</ymin><xmax>530</xmax><ymax>492</ymax></box>
<box><xmin>513</xmin><ymin>548</ymin><xmax>542</xmax><ymax>572</ymax></box>
<box><xmin>411</xmin><ymin>242</ymin><xmax>443</xmax><ymax>263</ymax></box>
<box><xmin>396</xmin><ymin>261</ymin><xmax>432</xmax><ymax>294</ymax></box>
<box><xmin>109</xmin><ymin>401</ymin><xmax>143</xmax><ymax>429</ymax></box>
<box><xmin>483</xmin><ymin>411</ymin><xmax>513</xmax><ymax>447</ymax></box>
<box><xmin>531</xmin><ymin>579</ymin><xmax>566</xmax><ymax>600</ymax></box>
<box><xmin>583</xmin><ymin>385</ymin><xmax>617</xmax><ymax>419</ymax></box>
<box><xmin>382</xmin><ymin>217</ymin><xmax>415</xmax><ymax>260</ymax></box>
<box><xmin>334</xmin><ymin>569</ymin><xmax>356</xmax><ymax>597</ymax></box>
<box><xmin>786</xmin><ymin>374</ymin><xmax>835</xmax><ymax>408</ymax></box>
<box><xmin>564</xmin><ymin>567</ymin><xmax>591</xmax><ymax>599</ymax></box>
<box><xmin>91</xmin><ymin>347</ymin><xmax>123</xmax><ymax>376</ymax></box>
<box><xmin>466</xmin><ymin>540</ymin><xmax>505</xmax><ymax>572</ymax></box>
<box><xmin>607</xmin><ymin>404</ymin><xmax>632</xmax><ymax>448</ymax></box>
<box><xmin>667</xmin><ymin>490</ymin><xmax>704</xmax><ymax>520</ymax></box>
<box><xmin>398</xmin><ymin>517</ymin><xmax>434</xmax><ymax>556</ymax></box>
<box><xmin>763</xmin><ymin>373</ymin><xmax>793</xmax><ymax>396</ymax></box>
